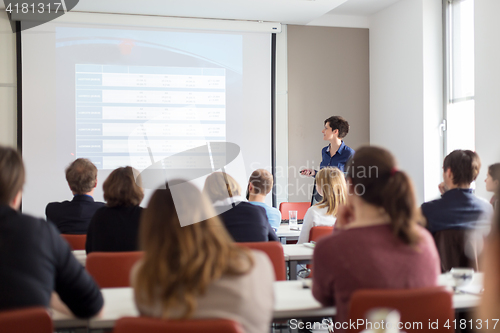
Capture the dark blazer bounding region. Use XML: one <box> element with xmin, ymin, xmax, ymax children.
<box><xmin>421</xmin><ymin>188</ymin><xmax>493</xmax><ymax>234</ymax></box>
<box><xmin>0</xmin><ymin>205</ymin><xmax>103</xmax><ymax>317</ymax></box>
<box><xmin>86</xmin><ymin>205</ymin><xmax>143</xmax><ymax>254</ymax></box>
<box><xmin>46</xmin><ymin>195</ymin><xmax>105</xmax><ymax>234</ymax></box>
<box><xmin>216</xmin><ymin>201</ymin><xmax>279</xmax><ymax>242</ymax></box>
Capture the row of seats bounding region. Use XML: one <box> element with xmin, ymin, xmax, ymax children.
<box><xmin>67</xmin><ymin>226</ymin><xmax>335</xmax><ymax>287</ymax></box>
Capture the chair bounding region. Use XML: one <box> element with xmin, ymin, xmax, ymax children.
<box><xmin>86</xmin><ymin>251</ymin><xmax>144</xmax><ymax>288</ymax></box>
<box><xmin>303</xmin><ymin>226</ymin><xmax>334</xmax><ymax>278</ymax></box>
<box><xmin>113</xmin><ymin>317</ymin><xmax>244</xmax><ymax>333</ymax></box>
<box><xmin>433</xmin><ymin>229</ymin><xmax>479</xmax><ymax>272</ymax></box>
<box><xmin>348</xmin><ymin>287</ymin><xmax>454</xmax><ymax>333</ymax></box>
<box><xmin>61</xmin><ymin>234</ymin><xmax>87</xmax><ymax>250</ymax></box>
<box><xmin>279</xmin><ymin>202</ymin><xmax>310</xmax><ymax>220</ymax></box>
<box><xmin>237</xmin><ymin>241</ymin><xmax>286</xmax><ymax>281</ymax></box>
<box><xmin>0</xmin><ymin>307</ymin><xmax>52</xmax><ymax>333</ymax></box>
<box><xmin>309</xmin><ymin>226</ymin><xmax>334</xmax><ymax>242</ymax></box>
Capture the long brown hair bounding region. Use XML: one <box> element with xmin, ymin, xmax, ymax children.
<box><xmin>345</xmin><ymin>146</ymin><xmax>421</xmax><ymax>245</ymax></box>
<box><xmin>315</xmin><ymin>167</ymin><xmax>347</xmax><ymax>216</ymax></box>
<box><xmin>133</xmin><ymin>181</ymin><xmax>254</xmax><ymax>319</ymax></box>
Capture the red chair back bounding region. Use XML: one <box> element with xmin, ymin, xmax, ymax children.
<box><xmin>348</xmin><ymin>287</ymin><xmax>454</xmax><ymax>333</ymax></box>
<box><xmin>113</xmin><ymin>317</ymin><xmax>244</xmax><ymax>333</ymax></box>
<box><xmin>237</xmin><ymin>241</ymin><xmax>286</xmax><ymax>281</ymax></box>
<box><xmin>309</xmin><ymin>226</ymin><xmax>334</xmax><ymax>242</ymax></box>
<box><xmin>86</xmin><ymin>251</ymin><xmax>144</xmax><ymax>288</ymax></box>
<box><xmin>279</xmin><ymin>202</ymin><xmax>310</xmax><ymax>220</ymax></box>
<box><xmin>0</xmin><ymin>307</ymin><xmax>52</xmax><ymax>333</ymax></box>
<box><xmin>61</xmin><ymin>234</ymin><xmax>87</xmax><ymax>250</ymax></box>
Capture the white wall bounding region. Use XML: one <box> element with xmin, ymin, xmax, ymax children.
<box><xmin>369</xmin><ymin>0</ymin><xmax>442</xmax><ymax>204</ymax></box>
<box><xmin>475</xmin><ymin>0</ymin><xmax>500</xmax><ymax>200</ymax></box>
<box><xmin>0</xmin><ymin>12</ymin><xmax>17</xmax><ymax>148</ymax></box>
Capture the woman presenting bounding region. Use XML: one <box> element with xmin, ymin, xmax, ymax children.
<box><xmin>300</xmin><ymin>116</ymin><xmax>355</xmax><ymax>202</ymax></box>
<box><xmin>301</xmin><ymin>116</ymin><xmax>354</xmax><ymax>176</ymax></box>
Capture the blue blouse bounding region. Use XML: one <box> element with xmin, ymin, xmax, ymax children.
<box><xmin>319</xmin><ymin>141</ymin><xmax>355</xmax><ymax>172</ymax></box>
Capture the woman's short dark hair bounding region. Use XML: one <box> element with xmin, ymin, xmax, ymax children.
<box><xmin>324</xmin><ymin>116</ymin><xmax>350</xmax><ymax>139</ymax></box>
<box><xmin>443</xmin><ymin>150</ymin><xmax>481</xmax><ymax>186</ymax></box>
<box><xmin>103</xmin><ymin>166</ymin><xmax>144</xmax><ymax>207</ymax></box>
<box><xmin>0</xmin><ymin>146</ymin><xmax>25</xmax><ymax>205</ymax></box>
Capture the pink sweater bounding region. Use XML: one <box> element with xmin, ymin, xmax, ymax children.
<box><xmin>312</xmin><ymin>224</ymin><xmax>440</xmax><ymax>329</ymax></box>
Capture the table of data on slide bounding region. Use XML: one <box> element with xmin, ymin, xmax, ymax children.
<box><xmin>75</xmin><ymin>65</ymin><xmax>226</xmax><ymax>169</ymax></box>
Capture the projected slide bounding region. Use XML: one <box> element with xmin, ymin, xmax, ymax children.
<box><xmin>75</xmin><ymin>64</ymin><xmax>226</xmax><ymax>169</ymax></box>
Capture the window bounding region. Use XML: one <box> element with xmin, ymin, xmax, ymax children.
<box><xmin>444</xmin><ymin>0</ymin><xmax>475</xmax><ymax>153</ymax></box>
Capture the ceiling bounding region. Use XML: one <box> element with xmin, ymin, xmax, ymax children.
<box><xmin>0</xmin><ymin>0</ymin><xmax>402</xmax><ymax>25</ymax></box>
<box><xmin>58</xmin><ymin>0</ymin><xmax>402</xmax><ymax>26</ymax></box>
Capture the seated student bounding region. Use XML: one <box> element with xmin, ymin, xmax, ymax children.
<box><xmin>477</xmin><ymin>189</ymin><xmax>500</xmax><ymax>325</ymax></box>
<box><xmin>421</xmin><ymin>150</ymin><xmax>493</xmax><ymax>271</ymax></box>
<box><xmin>297</xmin><ymin>167</ymin><xmax>346</xmax><ymax>244</ymax></box>
<box><xmin>46</xmin><ymin>158</ymin><xmax>105</xmax><ymax>234</ymax></box>
<box><xmin>86</xmin><ymin>166</ymin><xmax>144</xmax><ymax>254</ymax></box>
<box><xmin>132</xmin><ymin>182</ymin><xmax>275</xmax><ymax>333</ymax></box>
<box><xmin>247</xmin><ymin>169</ymin><xmax>281</xmax><ymax>232</ymax></box>
<box><xmin>422</xmin><ymin>150</ymin><xmax>493</xmax><ymax>234</ymax></box>
<box><xmin>485</xmin><ymin>163</ymin><xmax>500</xmax><ymax>208</ymax></box>
<box><xmin>0</xmin><ymin>146</ymin><xmax>103</xmax><ymax>317</ymax></box>
<box><xmin>203</xmin><ymin>172</ymin><xmax>279</xmax><ymax>242</ymax></box>
<box><xmin>312</xmin><ymin>146</ymin><xmax>440</xmax><ymax>331</ymax></box>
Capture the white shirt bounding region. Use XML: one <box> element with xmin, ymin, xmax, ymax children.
<box><xmin>297</xmin><ymin>205</ymin><xmax>336</xmax><ymax>244</ymax></box>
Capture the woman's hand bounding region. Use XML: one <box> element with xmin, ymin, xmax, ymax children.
<box><xmin>438</xmin><ymin>182</ymin><xmax>448</xmax><ymax>195</ymax></box>
<box><xmin>300</xmin><ymin>169</ymin><xmax>316</xmax><ymax>177</ymax></box>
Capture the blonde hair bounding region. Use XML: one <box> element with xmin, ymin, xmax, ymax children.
<box><xmin>315</xmin><ymin>167</ymin><xmax>347</xmax><ymax>216</ymax></box>
<box><xmin>203</xmin><ymin>172</ymin><xmax>241</xmax><ymax>203</ymax></box>
<box><xmin>133</xmin><ymin>181</ymin><xmax>253</xmax><ymax>319</ymax></box>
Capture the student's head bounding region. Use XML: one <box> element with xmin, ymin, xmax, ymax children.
<box><xmin>486</xmin><ymin>163</ymin><xmax>500</xmax><ymax>193</ymax></box>
<box><xmin>345</xmin><ymin>146</ymin><xmax>420</xmax><ymax>245</ymax></box>
<box><xmin>0</xmin><ymin>146</ymin><xmax>25</xmax><ymax>209</ymax></box>
<box><xmin>134</xmin><ymin>181</ymin><xmax>253</xmax><ymax>319</ymax></box>
<box><xmin>324</xmin><ymin>116</ymin><xmax>350</xmax><ymax>139</ymax></box>
<box><xmin>203</xmin><ymin>172</ymin><xmax>241</xmax><ymax>203</ymax></box>
<box><xmin>65</xmin><ymin>158</ymin><xmax>98</xmax><ymax>195</ymax></box>
<box><xmin>442</xmin><ymin>150</ymin><xmax>481</xmax><ymax>187</ymax></box>
<box><xmin>248</xmin><ymin>169</ymin><xmax>273</xmax><ymax>196</ymax></box>
<box><xmin>103</xmin><ymin>166</ymin><xmax>143</xmax><ymax>207</ymax></box>
<box><xmin>315</xmin><ymin>167</ymin><xmax>347</xmax><ymax>216</ymax></box>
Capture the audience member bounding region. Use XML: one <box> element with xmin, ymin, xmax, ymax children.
<box><xmin>312</xmin><ymin>146</ymin><xmax>440</xmax><ymax>331</ymax></box>
<box><xmin>203</xmin><ymin>172</ymin><xmax>279</xmax><ymax>242</ymax></box>
<box><xmin>132</xmin><ymin>182</ymin><xmax>274</xmax><ymax>333</ymax></box>
<box><xmin>477</xmin><ymin>187</ymin><xmax>500</xmax><ymax>330</ymax></box>
<box><xmin>421</xmin><ymin>150</ymin><xmax>493</xmax><ymax>271</ymax></box>
<box><xmin>46</xmin><ymin>158</ymin><xmax>105</xmax><ymax>234</ymax></box>
<box><xmin>247</xmin><ymin>169</ymin><xmax>281</xmax><ymax>232</ymax></box>
<box><xmin>485</xmin><ymin>163</ymin><xmax>500</xmax><ymax>208</ymax></box>
<box><xmin>297</xmin><ymin>167</ymin><xmax>346</xmax><ymax>244</ymax></box>
<box><xmin>86</xmin><ymin>166</ymin><xmax>144</xmax><ymax>254</ymax></box>
<box><xmin>0</xmin><ymin>146</ymin><xmax>103</xmax><ymax>317</ymax></box>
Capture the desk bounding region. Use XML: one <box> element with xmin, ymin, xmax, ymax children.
<box><xmin>52</xmin><ymin>274</ymin><xmax>483</xmax><ymax>330</ymax></box>
<box><xmin>282</xmin><ymin>244</ymin><xmax>314</xmax><ymax>280</ymax></box>
<box><xmin>52</xmin><ymin>280</ymin><xmax>334</xmax><ymax>330</ymax></box>
<box><xmin>277</xmin><ymin>224</ymin><xmax>301</xmax><ymax>243</ymax></box>
<box><xmin>73</xmin><ymin>250</ymin><xmax>86</xmax><ymax>266</ymax></box>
